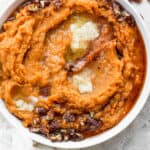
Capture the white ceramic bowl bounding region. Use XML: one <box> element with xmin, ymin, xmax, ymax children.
<box><xmin>0</xmin><ymin>0</ymin><xmax>150</xmax><ymax>149</ymax></box>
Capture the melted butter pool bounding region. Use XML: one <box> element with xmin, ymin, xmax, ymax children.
<box><xmin>65</xmin><ymin>14</ymin><xmax>99</xmax><ymax>62</ymax></box>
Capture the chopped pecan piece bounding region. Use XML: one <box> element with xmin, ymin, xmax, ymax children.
<box><xmin>112</xmin><ymin>1</ymin><xmax>135</xmax><ymax>26</ymax></box>
<box><xmin>70</xmin><ymin>132</ymin><xmax>84</xmax><ymax>141</ymax></box>
<box><xmin>49</xmin><ymin>120</ymin><xmax>61</xmax><ymax>131</ymax></box>
<box><xmin>35</xmin><ymin>107</ymin><xmax>47</xmax><ymax>116</ymax></box>
<box><xmin>39</xmin><ymin>0</ymin><xmax>51</xmax><ymax>8</ymax></box>
<box><xmin>63</xmin><ymin>112</ymin><xmax>76</xmax><ymax>122</ymax></box>
<box><xmin>40</xmin><ymin>125</ymin><xmax>50</xmax><ymax>135</ymax></box>
<box><xmin>85</xmin><ymin>115</ymin><xmax>103</xmax><ymax>131</ymax></box>
<box><xmin>49</xmin><ymin>133</ymin><xmax>63</xmax><ymax>142</ymax></box>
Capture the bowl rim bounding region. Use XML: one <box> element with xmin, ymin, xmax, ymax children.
<box><xmin>0</xmin><ymin>0</ymin><xmax>150</xmax><ymax>149</ymax></box>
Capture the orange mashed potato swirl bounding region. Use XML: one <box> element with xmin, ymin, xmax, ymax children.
<box><xmin>0</xmin><ymin>0</ymin><xmax>146</xmax><ymax>141</ymax></box>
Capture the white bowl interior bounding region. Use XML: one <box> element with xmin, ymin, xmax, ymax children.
<box><xmin>0</xmin><ymin>0</ymin><xmax>150</xmax><ymax>149</ymax></box>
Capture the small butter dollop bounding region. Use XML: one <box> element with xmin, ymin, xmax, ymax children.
<box><xmin>70</xmin><ymin>21</ymin><xmax>99</xmax><ymax>52</ymax></box>
<box><xmin>73</xmin><ymin>69</ymin><xmax>94</xmax><ymax>93</ymax></box>
<box><xmin>16</xmin><ymin>99</ymin><xmax>34</xmax><ymax>111</ymax></box>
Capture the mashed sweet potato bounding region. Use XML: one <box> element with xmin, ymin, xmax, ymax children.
<box><xmin>0</xmin><ymin>0</ymin><xmax>146</xmax><ymax>141</ymax></box>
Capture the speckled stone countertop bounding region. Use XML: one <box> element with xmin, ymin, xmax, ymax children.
<box><xmin>0</xmin><ymin>0</ymin><xmax>150</xmax><ymax>150</ymax></box>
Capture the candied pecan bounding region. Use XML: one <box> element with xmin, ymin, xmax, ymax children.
<box><xmin>70</xmin><ymin>132</ymin><xmax>83</xmax><ymax>141</ymax></box>
<box><xmin>40</xmin><ymin>125</ymin><xmax>50</xmax><ymax>135</ymax></box>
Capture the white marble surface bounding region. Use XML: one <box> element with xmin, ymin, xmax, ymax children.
<box><xmin>0</xmin><ymin>0</ymin><xmax>150</xmax><ymax>150</ymax></box>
